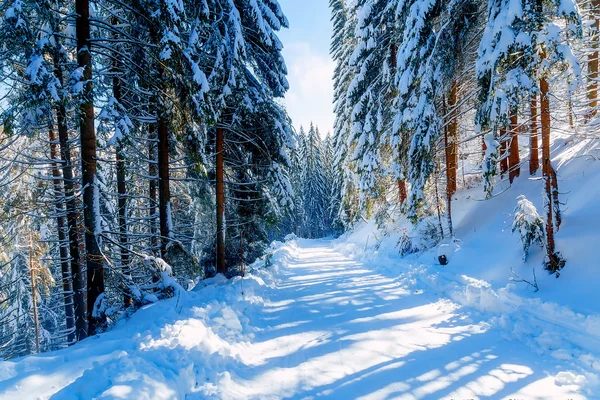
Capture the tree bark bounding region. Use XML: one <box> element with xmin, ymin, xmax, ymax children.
<box><xmin>509</xmin><ymin>112</ymin><xmax>520</xmax><ymax>184</ymax></box>
<box><xmin>76</xmin><ymin>0</ymin><xmax>105</xmax><ymax>334</ymax></box>
<box><xmin>148</xmin><ymin>122</ymin><xmax>159</xmax><ymax>254</ymax></box>
<box><xmin>529</xmin><ymin>94</ymin><xmax>539</xmax><ymax>175</ymax></box>
<box><xmin>149</xmin><ymin>48</ymin><xmax>172</xmax><ymax>257</ymax></box>
<box><xmin>541</xmin><ymin>75</ymin><xmax>563</xmax><ymax>271</ymax></box>
<box><xmin>445</xmin><ymin>82</ymin><xmax>459</xmax><ymax>197</ymax></box>
<box><xmin>53</xmin><ymin>52</ymin><xmax>87</xmax><ymax>341</ymax></box>
<box><xmin>157</xmin><ymin>113</ymin><xmax>171</xmax><ymax>256</ymax></box>
<box><xmin>216</xmin><ymin>127</ymin><xmax>226</xmax><ymax>275</ymax></box>
<box><xmin>444</xmin><ymin>123</ymin><xmax>454</xmax><ymax>236</ymax></box>
<box><xmin>49</xmin><ymin>126</ymin><xmax>76</xmax><ymax>344</ymax></box>
<box><xmin>482</xmin><ymin>134</ymin><xmax>487</xmax><ymax>161</ymax></box>
<box><xmin>445</xmin><ymin>82</ymin><xmax>459</xmax><ymax>236</ymax></box>
<box><xmin>541</xmin><ymin>77</ymin><xmax>554</xmax><ymax>251</ymax></box>
<box><xmin>111</xmin><ymin>50</ymin><xmax>131</xmax><ymax>307</ymax></box>
<box><xmin>397</xmin><ymin>179</ymin><xmax>407</xmax><ymax>205</ymax></box>
<box><xmin>143</xmin><ymin>11</ymin><xmax>171</xmax><ymax>257</ymax></box>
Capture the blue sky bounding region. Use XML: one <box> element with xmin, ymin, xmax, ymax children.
<box><xmin>278</xmin><ymin>0</ymin><xmax>335</xmax><ymax>137</ymax></box>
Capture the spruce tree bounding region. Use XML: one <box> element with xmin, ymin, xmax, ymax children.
<box><xmin>302</xmin><ymin>125</ymin><xmax>328</xmax><ymax>238</ymax></box>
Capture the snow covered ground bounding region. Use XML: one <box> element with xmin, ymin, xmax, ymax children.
<box><xmin>0</xmin><ymin>233</ymin><xmax>597</xmax><ymax>399</ymax></box>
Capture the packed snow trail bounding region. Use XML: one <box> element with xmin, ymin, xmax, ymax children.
<box><xmin>225</xmin><ymin>240</ymin><xmax>588</xmax><ymax>399</ymax></box>
<box><xmin>0</xmin><ymin>239</ymin><xmax>591</xmax><ymax>399</ymax></box>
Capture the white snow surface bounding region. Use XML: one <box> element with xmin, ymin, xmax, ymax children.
<box><xmin>0</xmin><ymin>236</ymin><xmax>597</xmax><ymax>398</ymax></box>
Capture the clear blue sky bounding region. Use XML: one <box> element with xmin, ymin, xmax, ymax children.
<box><xmin>278</xmin><ymin>0</ymin><xmax>335</xmax><ymax>137</ymax></box>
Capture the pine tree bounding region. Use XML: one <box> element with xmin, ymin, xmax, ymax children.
<box><xmin>330</xmin><ymin>0</ymin><xmax>359</xmax><ymax>228</ymax></box>
<box><xmin>322</xmin><ymin>133</ymin><xmax>339</xmax><ymax>232</ymax></box>
<box><xmin>201</xmin><ymin>0</ymin><xmax>293</xmax><ymax>275</ymax></box>
<box><xmin>288</xmin><ymin>127</ymin><xmax>307</xmax><ymax>236</ymax></box>
<box><xmin>346</xmin><ymin>0</ymin><xmax>399</xmax><ymax>208</ymax></box>
<box><xmin>302</xmin><ymin>125</ymin><xmax>328</xmax><ymax>238</ymax></box>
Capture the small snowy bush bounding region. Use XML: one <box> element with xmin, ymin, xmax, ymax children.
<box><xmin>512</xmin><ymin>195</ymin><xmax>545</xmax><ymax>261</ymax></box>
<box><xmin>395</xmin><ymin>217</ymin><xmax>443</xmax><ymax>257</ymax></box>
<box><xmin>416</xmin><ymin>217</ymin><xmax>443</xmax><ymax>250</ymax></box>
<box><xmin>397</xmin><ymin>228</ymin><xmax>417</xmax><ymax>256</ymax></box>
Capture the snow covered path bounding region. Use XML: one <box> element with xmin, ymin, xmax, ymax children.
<box><xmin>226</xmin><ymin>240</ymin><xmax>588</xmax><ymax>399</ymax></box>
<box><xmin>0</xmin><ymin>239</ymin><xmax>592</xmax><ymax>399</ymax></box>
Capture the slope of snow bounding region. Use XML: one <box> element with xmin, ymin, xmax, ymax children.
<box><xmin>0</xmin><ymin>236</ymin><xmax>597</xmax><ymax>399</ymax></box>
<box><xmin>333</xmin><ymin>138</ymin><xmax>600</xmax><ymax>396</ymax></box>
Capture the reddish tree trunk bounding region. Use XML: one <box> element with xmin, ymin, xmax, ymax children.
<box><xmin>157</xmin><ymin>114</ymin><xmax>171</xmax><ymax>256</ymax></box>
<box><xmin>482</xmin><ymin>135</ymin><xmax>487</xmax><ymax>161</ymax></box>
<box><xmin>148</xmin><ymin>121</ymin><xmax>159</xmax><ymax>254</ymax></box>
<box><xmin>146</xmin><ymin>17</ymin><xmax>171</xmax><ymax>257</ymax></box>
<box><xmin>148</xmin><ymin>123</ymin><xmax>160</xmax><ymax>255</ymax></box>
<box><xmin>445</xmin><ymin>82</ymin><xmax>459</xmax><ymax>197</ymax></box>
<box><xmin>541</xmin><ymin>75</ymin><xmax>564</xmax><ymax>271</ymax></box>
<box><xmin>76</xmin><ymin>0</ymin><xmax>105</xmax><ymax>334</ymax></box>
<box><xmin>541</xmin><ymin>77</ymin><xmax>554</xmax><ymax>253</ymax></box>
<box><xmin>509</xmin><ymin>113</ymin><xmax>520</xmax><ymax>183</ymax></box>
<box><xmin>53</xmin><ymin>52</ymin><xmax>87</xmax><ymax>341</ymax></box>
<box><xmin>445</xmin><ymin>82</ymin><xmax>459</xmax><ymax>236</ymax></box>
<box><xmin>397</xmin><ymin>179</ymin><xmax>407</xmax><ymax>205</ymax></box>
<box><xmin>530</xmin><ymin>94</ymin><xmax>539</xmax><ymax>175</ymax></box>
<box><xmin>216</xmin><ymin>127</ymin><xmax>226</xmax><ymax>275</ymax></box>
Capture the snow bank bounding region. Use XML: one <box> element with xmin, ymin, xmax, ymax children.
<box><xmin>0</xmin><ymin>240</ymin><xmax>296</xmax><ymax>400</ymax></box>
<box><xmin>333</xmin><ymin>139</ymin><xmax>600</xmax><ymax>392</ymax></box>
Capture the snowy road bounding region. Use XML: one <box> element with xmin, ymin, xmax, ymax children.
<box><xmin>0</xmin><ymin>239</ymin><xmax>591</xmax><ymax>399</ymax></box>
<box><xmin>215</xmin><ymin>240</ymin><xmax>589</xmax><ymax>399</ymax></box>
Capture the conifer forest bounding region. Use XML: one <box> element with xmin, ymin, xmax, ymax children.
<box><xmin>1</xmin><ymin>0</ymin><xmax>600</xmax><ymax>398</ymax></box>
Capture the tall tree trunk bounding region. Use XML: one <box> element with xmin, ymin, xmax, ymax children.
<box><xmin>530</xmin><ymin>94</ymin><xmax>539</xmax><ymax>175</ymax></box>
<box><xmin>589</xmin><ymin>0</ymin><xmax>600</xmax><ymax>118</ymax></box>
<box><xmin>152</xmin><ymin>56</ymin><xmax>172</xmax><ymax>256</ymax></box>
<box><xmin>49</xmin><ymin>126</ymin><xmax>76</xmax><ymax>345</ymax></box>
<box><xmin>445</xmin><ymin>82</ymin><xmax>459</xmax><ymax>196</ymax></box>
<box><xmin>144</xmin><ymin>14</ymin><xmax>171</xmax><ymax>256</ymax></box>
<box><xmin>482</xmin><ymin>134</ymin><xmax>487</xmax><ymax>161</ymax></box>
<box><xmin>111</xmin><ymin>52</ymin><xmax>131</xmax><ymax>307</ymax></box>
<box><xmin>53</xmin><ymin>53</ymin><xmax>87</xmax><ymax>341</ymax></box>
<box><xmin>509</xmin><ymin>112</ymin><xmax>520</xmax><ymax>183</ymax></box>
<box><xmin>216</xmin><ymin>127</ymin><xmax>226</xmax><ymax>275</ymax></box>
<box><xmin>76</xmin><ymin>0</ymin><xmax>105</xmax><ymax>334</ymax></box>
<box><xmin>551</xmin><ymin>163</ymin><xmax>562</xmax><ymax>230</ymax></box>
<box><xmin>444</xmin><ymin>128</ymin><xmax>454</xmax><ymax>236</ymax></box>
<box><xmin>445</xmin><ymin>82</ymin><xmax>458</xmax><ymax>236</ymax></box>
<box><xmin>148</xmin><ymin>122</ymin><xmax>159</xmax><ymax>254</ymax></box>
<box><xmin>391</xmin><ymin>43</ymin><xmax>407</xmax><ymax>210</ymax></box>
<box><xmin>116</xmin><ymin>147</ymin><xmax>130</xmax><ymax>306</ymax></box>
<box><xmin>541</xmin><ymin>75</ymin><xmax>564</xmax><ymax>271</ymax></box>
<box><xmin>397</xmin><ymin>179</ymin><xmax>407</xmax><ymax>205</ymax></box>
<box><xmin>157</xmin><ymin>113</ymin><xmax>171</xmax><ymax>256</ymax></box>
